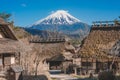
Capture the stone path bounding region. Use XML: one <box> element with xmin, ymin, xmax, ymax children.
<box><xmin>50</xmin><ymin>74</ymin><xmax>79</xmax><ymax>80</ymax></box>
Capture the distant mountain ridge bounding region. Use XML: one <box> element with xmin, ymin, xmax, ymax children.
<box><xmin>23</xmin><ymin>28</ymin><xmax>65</xmax><ymax>38</ymax></box>
<box><xmin>29</xmin><ymin>10</ymin><xmax>90</xmax><ymax>40</ymax></box>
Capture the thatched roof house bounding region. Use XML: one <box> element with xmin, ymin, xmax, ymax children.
<box><xmin>0</xmin><ymin>17</ymin><xmax>27</xmax><ymax>80</ymax></box>
<box><xmin>47</xmin><ymin>42</ymin><xmax>75</xmax><ymax>61</ymax></box>
<box><xmin>0</xmin><ymin>17</ymin><xmax>25</xmax><ymax>71</ymax></box>
<box><xmin>78</xmin><ymin>24</ymin><xmax>120</xmax><ymax>58</ymax></box>
<box><xmin>30</xmin><ymin>42</ymin><xmax>65</xmax><ymax>58</ymax></box>
<box><xmin>29</xmin><ymin>36</ymin><xmax>75</xmax><ymax>60</ymax></box>
<box><xmin>0</xmin><ymin>17</ymin><xmax>22</xmax><ymax>53</ymax></box>
<box><xmin>30</xmin><ymin>41</ymin><xmax>75</xmax><ymax>61</ymax></box>
<box><xmin>76</xmin><ymin>23</ymin><xmax>120</xmax><ymax>74</ymax></box>
<box><xmin>22</xmin><ymin>41</ymin><xmax>66</xmax><ymax>75</ymax></box>
<box><xmin>27</xmin><ymin>37</ymin><xmax>75</xmax><ymax>74</ymax></box>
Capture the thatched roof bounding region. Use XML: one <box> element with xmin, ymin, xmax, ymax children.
<box><xmin>0</xmin><ymin>19</ymin><xmax>28</xmax><ymax>53</ymax></box>
<box><xmin>0</xmin><ymin>24</ymin><xmax>17</xmax><ymax>40</ymax></box>
<box><xmin>48</xmin><ymin>52</ymin><xmax>73</xmax><ymax>61</ymax></box>
<box><xmin>0</xmin><ymin>17</ymin><xmax>6</xmax><ymax>24</ymax></box>
<box><xmin>65</xmin><ymin>42</ymin><xmax>75</xmax><ymax>50</ymax></box>
<box><xmin>29</xmin><ymin>41</ymin><xmax>75</xmax><ymax>62</ymax></box>
<box><xmin>30</xmin><ymin>42</ymin><xmax>65</xmax><ymax>59</ymax></box>
<box><xmin>0</xmin><ymin>38</ymin><xmax>24</xmax><ymax>53</ymax></box>
<box><xmin>64</xmin><ymin>42</ymin><xmax>75</xmax><ymax>54</ymax></box>
<box><xmin>78</xmin><ymin>26</ymin><xmax>120</xmax><ymax>58</ymax></box>
<box><xmin>47</xmin><ymin>54</ymin><xmax>65</xmax><ymax>61</ymax></box>
<box><xmin>0</xmin><ymin>18</ymin><xmax>24</xmax><ymax>53</ymax></box>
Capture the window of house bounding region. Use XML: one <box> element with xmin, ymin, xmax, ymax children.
<box><xmin>3</xmin><ymin>54</ymin><xmax>11</xmax><ymax>65</ymax></box>
<box><xmin>11</xmin><ymin>56</ymin><xmax>15</xmax><ymax>64</ymax></box>
<box><xmin>82</xmin><ymin>62</ymin><xmax>93</xmax><ymax>67</ymax></box>
<box><xmin>0</xmin><ymin>33</ymin><xmax>3</xmax><ymax>38</ymax></box>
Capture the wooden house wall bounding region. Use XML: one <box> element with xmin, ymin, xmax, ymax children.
<box><xmin>8</xmin><ymin>71</ymin><xmax>15</xmax><ymax>80</ymax></box>
<box><xmin>8</xmin><ymin>71</ymin><xmax>21</xmax><ymax>80</ymax></box>
<box><xmin>73</xmin><ymin>58</ymin><xmax>81</xmax><ymax>66</ymax></box>
<box><xmin>76</xmin><ymin>57</ymin><xmax>120</xmax><ymax>74</ymax></box>
<box><xmin>14</xmin><ymin>52</ymin><xmax>20</xmax><ymax>65</ymax></box>
<box><xmin>0</xmin><ymin>53</ymin><xmax>16</xmax><ymax>71</ymax></box>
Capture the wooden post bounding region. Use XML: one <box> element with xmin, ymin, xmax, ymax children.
<box><xmin>106</xmin><ymin>21</ymin><xmax>108</xmax><ymax>26</ymax></box>
<box><xmin>86</xmin><ymin>57</ymin><xmax>88</xmax><ymax>74</ymax></box>
<box><xmin>118</xmin><ymin>62</ymin><xmax>120</xmax><ymax>71</ymax></box>
<box><xmin>63</xmin><ymin>62</ymin><xmax>67</xmax><ymax>74</ymax></box>
<box><xmin>0</xmin><ymin>54</ymin><xmax>3</xmax><ymax>70</ymax></box>
<box><xmin>80</xmin><ymin>58</ymin><xmax>82</xmax><ymax>75</ymax></box>
<box><xmin>80</xmin><ymin>58</ymin><xmax>82</xmax><ymax>68</ymax></box>
<box><xmin>74</xmin><ymin>67</ymin><xmax>77</xmax><ymax>75</ymax></box>
<box><xmin>100</xmin><ymin>22</ymin><xmax>102</xmax><ymax>27</ymax></box>
<box><xmin>108</xmin><ymin>58</ymin><xmax>109</xmax><ymax>70</ymax></box>
<box><xmin>93</xmin><ymin>59</ymin><xmax>96</xmax><ymax>70</ymax></box>
<box><xmin>47</xmin><ymin>62</ymin><xmax>50</xmax><ymax>70</ymax></box>
<box><xmin>1</xmin><ymin>54</ymin><xmax>4</xmax><ymax>70</ymax></box>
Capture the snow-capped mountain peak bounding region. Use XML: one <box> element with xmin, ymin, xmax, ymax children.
<box><xmin>35</xmin><ymin>10</ymin><xmax>81</xmax><ymax>25</ymax></box>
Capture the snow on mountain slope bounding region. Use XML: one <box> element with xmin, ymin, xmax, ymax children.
<box><xmin>28</xmin><ymin>10</ymin><xmax>90</xmax><ymax>40</ymax></box>
<box><xmin>34</xmin><ymin>10</ymin><xmax>81</xmax><ymax>25</ymax></box>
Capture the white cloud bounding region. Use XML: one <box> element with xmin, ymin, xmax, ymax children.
<box><xmin>21</xmin><ymin>3</ymin><xmax>27</xmax><ymax>7</ymax></box>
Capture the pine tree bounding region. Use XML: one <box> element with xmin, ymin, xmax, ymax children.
<box><xmin>0</xmin><ymin>12</ymin><xmax>11</xmax><ymax>22</ymax></box>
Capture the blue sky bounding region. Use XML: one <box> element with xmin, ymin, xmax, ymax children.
<box><xmin>0</xmin><ymin>0</ymin><xmax>120</xmax><ymax>27</ymax></box>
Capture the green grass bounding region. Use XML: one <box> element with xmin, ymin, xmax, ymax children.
<box><xmin>51</xmin><ymin>75</ymin><xmax>120</xmax><ymax>80</ymax></box>
<box><xmin>74</xmin><ymin>75</ymin><xmax>97</xmax><ymax>80</ymax></box>
<box><xmin>51</xmin><ymin>78</ymin><xmax>57</xmax><ymax>80</ymax></box>
<box><xmin>76</xmin><ymin>76</ymin><xmax>120</xmax><ymax>80</ymax></box>
<box><xmin>78</xmin><ymin>78</ymin><xmax>97</xmax><ymax>80</ymax></box>
<box><xmin>116</xmin><ymin>76</ymin><xmax>120</xmax><ymax>80</ymax></box>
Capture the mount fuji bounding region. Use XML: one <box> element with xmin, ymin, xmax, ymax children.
<box><xmin>28</xmin><ymin>10</ymin><xmax>90</xmax><ymax>40</ymax></box>
<box><xmin>34</xmin><ymin>10</ymin><xmax>80</xmax><ymax>25</ymax></box>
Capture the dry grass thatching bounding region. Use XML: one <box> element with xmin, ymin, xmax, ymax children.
<box><xmin>0</xmin><ymin>17</ymin><xmax>6</xmax><ymax>24</ymax></box>
<box><xmin>21</xmin><ymin>42</ymin><xmax>66</xmax><ymax>75</ymax></box>
<box><xmin>0</xmin><ymin>24</ymin><xmax>17</xmax><ymax>40</ymax></box>
<box><xmin>0</xmin><ymin>38</ymin><xmax>29</xmax><ymax>53</ymax></box>
<box><xmin>78</xmin><ymin>26</ymin><xmax>120</xmax><ymax>58</ymax></box>
<box><xmin>30</xmin><ymin>42</ymin><xmax>65</xmax><ymax>59</ymax></box>
<box><xmin>0</xmin><ymin>18</ymin><xmax>30</xmax><ymax>53</ymax></box>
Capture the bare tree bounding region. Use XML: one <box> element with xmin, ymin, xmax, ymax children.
<box><xmin>33</xmin><ymin>45</ymin><xmax>43</xmax><ymax>76</ymax></box>
<box><xmin>17</xmin><ymin>41</ymin><xmax>32</xmax><ymax>75</ymax></box>
<box><xmin>32</xmin><ymin>44</ymin><xmax>57</xmax><ymax>76</ymax></box>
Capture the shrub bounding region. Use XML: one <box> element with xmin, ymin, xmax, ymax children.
<box><xmin>98</xmin><ymin>71</ymin><xmax>115</xmax><ymax>80</ymax></box>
